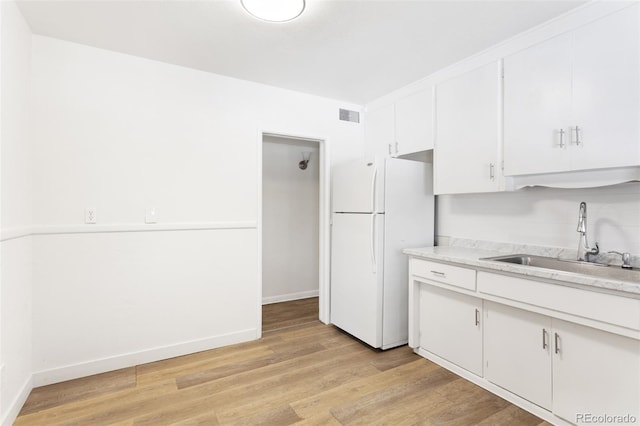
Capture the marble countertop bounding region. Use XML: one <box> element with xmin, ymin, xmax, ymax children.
<box><xmin>403</xmin><ymin>245</ymin><xmax>640</xmax><ymax>298</ymax></box>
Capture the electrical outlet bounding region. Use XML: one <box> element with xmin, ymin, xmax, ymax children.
<box><xmin>85</xmin><ymin>207</ymin><xmax>97</xmax><ymax>224</ymax></box>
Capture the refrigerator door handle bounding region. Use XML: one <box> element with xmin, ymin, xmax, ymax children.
<box><xmin>371</xmin><ymin>165</ymin><xmax>378</xmax><ymax>212</ymax></box>
<box><xmin>370</xmin><ymin>214</ymin><xmax>377</xmax><ymax>273</ymax></box>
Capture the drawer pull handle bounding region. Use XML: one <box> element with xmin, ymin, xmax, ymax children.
<box><xmin>475</xmin><ymin>308</ymin><xmax>480</xmax><ymax>326</ymax></box>
<box><xmin>542</xmin><ymin>328</ymin><xmax>548</xmax><ymax>350</ymax></box>
<box><xmin>430</xmin><ymin>270</ymin><xmax>446</xmax><ymax>278</ymax></box>
<box><xmin>554</xmin><ymin>332</ymin><xmax>560</xmax><ymax>354</ymax></box>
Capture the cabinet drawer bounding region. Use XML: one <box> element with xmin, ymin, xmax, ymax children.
<box><xmin>411</xmin><ymin>258</ymin><xmax>476</xmax><ymax>291</ymax></box>
<box><xmin>478</xmin><ymin>271</ymin><xmax>640</xmax><ymax>331</ymax></box>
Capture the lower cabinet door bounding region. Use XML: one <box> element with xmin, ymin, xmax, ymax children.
<box><xmin>484</xmin><ymin>302</ymin><xmax>552</xmax><ymax>410</ymax></box>
<box><xmin>419</xmin><ymin>284</ymin><xmax>483</xmax><ymax>375</ymax></box>
<box><xmin>552</xmin><ymin>319</ymin><xmax>640</xmax><ymax>424</ymax></box>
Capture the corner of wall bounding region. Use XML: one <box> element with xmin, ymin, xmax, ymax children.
<box><xmin>1</xmin><ymin>0</ymin><xmax>35</xmax><ymax>424</ymax></box>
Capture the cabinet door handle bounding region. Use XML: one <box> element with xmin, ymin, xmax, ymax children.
<box><xmin>572</xmin><ymin>126</ymin><xmax>582</xmax><ymax>146</ymax></box>
<box><xmin>430</xmin><ymin>270</ymin><xmax>446</xmax><ymax>278</ymax></box>
<box><xmin>395</xmin><ymin>141</ymin><xmax>399</xmax><ymax>154</ymax></box>
<box><xmin>542</xmin><ymin>328</ymin><xmax>548</xmax><ymax>349</ymax></box>
<box><xmin>558</xmin><ymin>129</ymin><xmax>566</xmax><ymax>148</ymax></box>
<box><xmin>388</xmin><ymin>144</ymin><xmax>393</xmax><ymax>155</ymax></box>
<box><xmin>554</xmin><ymin>332</ymin><xmax>560</xmax><ymax>354</ymax></box>
<box><xmin>489</xmin><ymin>163</ymin><xmax>495</xmax><ymax>180</ymax></box>
<box><xmin>475</xmin><ymin>308</ymin><xmax>480</xmax><ymax>326</ymax></box>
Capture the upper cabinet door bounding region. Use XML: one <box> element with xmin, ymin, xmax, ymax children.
<box><xmin>365</xmin><ymin>87</ymin><xmax>434</xmax><ymax>159</ymax></box>
<box><xmin>503</xmin><ymin>33</ymin><xmax>573</xmax><ymax>176</ymax></box>
<box><xmin>571</xmin><ymin>4</ymin><xmax>640</xmax><ymax>170</ymax></box>
<box><xmin>365</xmin><ymin>103</ymin><xmax>395</xmax><ymax>159</ymax></box>
<box><xmin>504</xmin><ymin>4</ymin><xmax>640</xmax><ymax>176</ymax></box>
<box><xmin>395</xmin><ymin>88</ymin><xmax>434</xmax><ymax>155</ymax></box>
<box><xmin>435</xmin><ymin>61</ymin><xmax>502</xmax><ymax>194</ymax></box>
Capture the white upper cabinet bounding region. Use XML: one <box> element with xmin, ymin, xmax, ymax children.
<box><xmin>434</xmin><ymin>61</ymin><xmax>502</xmax><ymax>195</ymax></box>
<box><xmin>365</xmin><ymin>103</ymin><xmax>395</xmax><ymax>159</ymax></box>
<box><xmin>395</xmin><ymin>88</ymin><xmax>434</xmax><ymax>156</ymax></box>
<box><xmin>503</xmin><ymin>33</ymin><xmax>572</xmax><ymax>175</ymax></box>
<box><xmin>571</xmin><ymin>6</ymin><xmax>640</xmax><ymax>171</ymax></box>
<box><xmin>365</xmin><ymin>87</ymin><xmax>434</xmax><ymax>158</ymax></box>
<box><xmin>504</xmin><ymin>4</ymin><xmax>640</xmax><ymax>176</ymax></box>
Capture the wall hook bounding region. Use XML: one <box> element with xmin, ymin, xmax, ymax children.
<box><xmin>299</xmin><ymin>151</ymin><xmax>311</xmax><ymax>170</ymax></box>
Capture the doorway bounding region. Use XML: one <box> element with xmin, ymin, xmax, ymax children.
<box><xmin>260</xmin><ymin>133</ymin><xmax>328</xmax><ymax>334</ymax></box>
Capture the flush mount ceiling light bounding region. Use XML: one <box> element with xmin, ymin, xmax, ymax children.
<box><xmin>241</xmin><ymin>0</ymin><xmax>305</xmax><ymax>22</ymax></box>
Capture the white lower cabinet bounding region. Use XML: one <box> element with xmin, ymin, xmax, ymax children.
<box><xmin>484</xmin><ymin>302</ymin><xmax>552</xmax><ymax>410</ymax></box>
<box><xmin>552</xmin><ymin>319</ymin><xmax>640</xmax><ymax>424</ymax></box>
<box><xmin>484</xmin><ymin>302</ymin><xmax>640</xmax><ymax>424</ymax></box>
<box><xmin>419</xmin><ymin>285</ymin><xmax>483</xmax><ymax>376</ymax></box>
<box><xmin>410</xmin><ymin>257</ymin><xmax>640</xmax><ymax>425</ymax></box>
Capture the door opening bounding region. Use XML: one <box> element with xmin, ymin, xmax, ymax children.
<box><xmin>258</xmin><ymin>132</ymin><xmax>329</xmax><ymax>335</ymax></box>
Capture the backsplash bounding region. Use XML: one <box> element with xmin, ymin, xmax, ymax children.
<box><xmin>435</xmin><ymin>237</ymin><xmax>640</xmax><ymax>269</ymax></box>
<box><xmin>436</xmin><ymin>182</ymin><xmax>640</xmax><ymax>266</ymax></box>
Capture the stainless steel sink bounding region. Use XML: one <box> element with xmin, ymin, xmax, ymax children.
<box><xmin>480</xmin><ymin>254</ymin><xmax>640</xmax><ymax>283</ymax></box>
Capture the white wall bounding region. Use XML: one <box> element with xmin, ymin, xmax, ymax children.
<box><xmin>437</xmin><ymin>183</ymin><xmax>640</xmax><ymax>255</ymax></box>
<box><xmin>0</xmin><ymin>1</ymin><xmax>33</xmax><ymax>424</ymax></box>
<box><xmin>29</xmin><ymin>36</ymin><xmax>363</xmax><ymax>386</ymax></box>
<box><xmin>262</xmin><ymin>136</ymin><xmax>319</xmax><ymax>304</ymax></box>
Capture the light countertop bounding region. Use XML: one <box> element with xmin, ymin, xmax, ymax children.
<box><xmin>404</xmin><ymin>245</ymin><xmax>640</xmax><ymax>298</ymax></box>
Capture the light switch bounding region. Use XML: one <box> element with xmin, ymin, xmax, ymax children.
<box><xmin>145</xmin><ymin>208</ymin><xmax>157</xmax><ymax>224</ymax></box>
<box><xmin>85</xmin><ymin>207</ymin><xmax>97</xmax><ymax>224</ymax></box>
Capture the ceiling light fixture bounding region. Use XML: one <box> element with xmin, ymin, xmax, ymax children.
<box><xmin>241</xmin><ymin>0</ymin><xmax>305</xmax><ymax>22</ymax></box>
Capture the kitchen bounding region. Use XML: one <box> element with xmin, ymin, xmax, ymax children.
<box><xmin>1</xmin><ymin>0</ymin><xmax>639</xmax><ymax>425</ymax></box>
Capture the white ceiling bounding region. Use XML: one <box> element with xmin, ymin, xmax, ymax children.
<box><xmin>17</xmin><ymin>0</ymin><xmax>585</xmax><ymax>104</ymax></box>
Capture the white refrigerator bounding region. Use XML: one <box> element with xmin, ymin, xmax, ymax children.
<box><xmin>330</xmin><ymin>157</ymin><xmax>434</xmax><ymax>349</ymax></box>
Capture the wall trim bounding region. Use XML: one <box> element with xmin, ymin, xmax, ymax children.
<box><xmin>0</xmin><ymin>226</ymin><xmax>32</xmax><ymax>242</ymax></box>
<box><xmin>31</xmin><ymin>328</ymin><xmax>258</xmax><ymax>388</ymax></box>
<box><xmin>1</xmin><ymin>375</ymin><xmax>33</xmax><ymax>426</ymax></box>
<box><xmin>0</xmin><ymin>221</ymin><xmax>257</xmax><ymax>242</ymax></box>
<box><xmin>262</xmin><ymin>290</ymin><xmax>319</xmax><ymax>305</ymax></box>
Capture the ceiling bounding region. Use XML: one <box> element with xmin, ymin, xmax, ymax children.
<box><xmin>17</xmin><ymin>0</ymin><xmax>585</xmax><ymax>105</ymax></box>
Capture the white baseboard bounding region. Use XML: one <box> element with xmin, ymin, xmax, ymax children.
<box><xmin>262</xmin><ymin>290</ymin><xmax>319</xmax><ymax>305</ymax></box>
<box><xmin>32</xmin><ymin>328</ymin><xmax>258</xmax><ymax>387</ymax></box>
<box><xmin>415</xmin><ymin>347</ymin><xmax>572</xmax><ymax>426</ymax></box>
<box><xmin>2</xmin><ymin>375</ymin><xmax>33</xmax><ymax>426</ymax></box>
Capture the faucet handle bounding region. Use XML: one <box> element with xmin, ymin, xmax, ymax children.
<box><xmin>589</xmin><ymin>242</ymin><xmax>599</xmax><ymax>256</ymax></box>
<box><xmin>608</xmin><ymin>250</ymin><xmax>632</xmax><ymax>269</ymax></box>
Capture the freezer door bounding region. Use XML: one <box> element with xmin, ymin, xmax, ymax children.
<box><xmin>332</xmin><ymin>159</ymin><xmax>384</xmax><ymax>213</ymax></box>
<box><xmin>330</xmin><ymin>213</ymin><xmax>384</xmax><ymax>348</ymax></box>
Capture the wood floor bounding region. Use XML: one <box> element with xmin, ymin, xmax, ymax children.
<box><xmin>16</xmin><ymin>297</ymin><xmax>548</xmax><ymax>425</ymax></box>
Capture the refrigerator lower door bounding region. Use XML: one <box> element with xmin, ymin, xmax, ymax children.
<box><xmin>330</xmin><ymin>213</ymin><xmax>384</xmax><ymax>348</ymax></box>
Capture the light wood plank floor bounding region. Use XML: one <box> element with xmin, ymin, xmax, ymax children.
<box><xmin>262</xmin><ymin>297</ymin><xmax>319</xmax><ymax>332</ymax></box>
<box><xmin>16</xmin><ymin>297</ymin><xmax>548</xmax><ymax>425</ymax></box>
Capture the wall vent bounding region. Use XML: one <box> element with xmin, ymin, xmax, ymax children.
<box><xmin>339</xmin><ymin>109</ymin><xmax>360</xmax><ymax>123</ymax></box>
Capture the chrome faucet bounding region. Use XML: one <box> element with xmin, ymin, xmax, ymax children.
<box><xmin>576</xmin><ymin>201</ymin><xmax>599</xmax><ymax>262</ymax></box>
